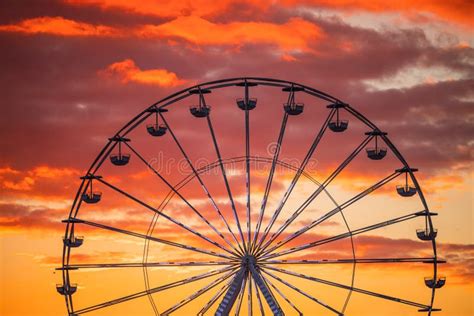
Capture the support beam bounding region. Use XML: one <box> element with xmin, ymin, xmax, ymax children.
<box><xmin>215</xmin><ymin>268</ymin><xmax>247</xmax><ymax>316</ymax></box>
<box><xmin>249</xmin><ymin>265</ymin><xmax>284</xmax><ymax>316</ymax></box>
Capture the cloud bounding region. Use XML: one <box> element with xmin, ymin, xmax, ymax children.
<box><xmin>0</xmin><ymin>202</ymin><xmax>154</xmax><ymax>233</ymax></box>
<box><xmin>0</xmin><ymin>165</ymin><xmax>80</xmax><ymax>194</ymax></box>
<box><xmin>64</xmin><ymin>0</ymin><xmax>271</xmax><ymax>18</ymax></box>
<box><xmin>137</xmin><ymin>16</ymin><xmax>323</xmax><ymax>52</ymax></box>
<box><xmin>0</xmin><ymin>16</ymin><xmax>119</xmax><ymax>36</ymax></box>
<box><xmin>101</xmin><ymin>59</ymin><xmax>187</xmax><ymax>87</ymax></box>
<box><xmin>3</xmin><ymin>176</ymin><xmax>35</xmax><ymax>191</ymax></box>
<box><xmin>0</xmin><ymin>203</ymin><xmax>64</xmax><ymax>231</ymax></box>
<box><xmin>0</xmin><ymin>167</ymin><xmax>20</xmax><ymax>175</ymax></box>
<box><xmin>0</xmin><ymin>15</ymin><xmax>323</xmax><ymax>55</ymax></box>
<box><xmin>324</xmin><ymin>169</ymin><xmax>466</xmax><ymax>196</ymax></box>
<box><xmin>63</xmin><ymin>0</ymin><xmax>474</xmax><ymax>29</ymax></box>
<box><xmin>355</xmin><ymin>236</ymin><xmax>474</xmax><ymax>284</ymax></box>
<box><xmin>284</xmin><ymin>0</ymin><xmax>474</xmax><ymax>28</ymax></box>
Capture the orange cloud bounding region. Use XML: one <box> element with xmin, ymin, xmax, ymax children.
<box><xmin>0</xmin><ymin>167</ymin><xmax>20</xmax><ymax>175</ymax></box>
<box><xmin>0</xmin><ymin>15</ymin><xmax>323</xmax><ymax>53</ymax></box>
<box><xmin>0</xmin><ymin>16</ymin><xmax>119</xmax><ymax>36</ymax></box>
<box><xmin>102</xmin><ymin>59</ymin><xmax>186</xmax><ymax>87</ymax></box>
<box><xmin>138</xmin><ymin>16</ymin><xmax>323</xmax><ymax>52</ymax></box>
<box><xmin>3</xmin><ymin>176</ymin><xmax>35</xmax><ymax>191</ymax></box>
<box><xmin>32</xmin><ymin>166</ymin><xmax>79</xmax><ymax>179</ymax></box>
<box><xmin>64</xmin><ymin>0</ymin><xmax>270</xmax><ymax>18</ymax></box>
<box><xmin>419</xmin><ymin>174</ymin><xmax>465</xmax><ymax>194</ymax></box>
<box><xmin>0</xmin><ymin>165</ymin><xmax>80</xmax><ymax>192</ymax></box>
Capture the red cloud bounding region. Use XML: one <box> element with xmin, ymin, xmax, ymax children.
<box><xmin>0</xmin><ymin>15</ymin><xmax>323</xmax><ymax>54</ymax></box>
<box><xmin>0</xmin><ymin>16</ymin><xmax>119</xmax><ymax>36</ymax></box>
<box><xmin>0</xmin><ymin>165</ymin><xmax>80</xmax><ymax>197</ymax></box>
<box><xmin>101</xmin><ymin>59</ymin><xmax>187</xmax><ymax>87</ymax></box>
<box><xmin>64</xmin><ymin>0</ymin><xmax>271</xmax><ymax>18</ymax></box>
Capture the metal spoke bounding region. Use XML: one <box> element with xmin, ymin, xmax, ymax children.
<box><xmin>261</xmin><ymin>273</ymin><xmax>302</xmax><ymax>315</ymax></box>
<box><xmin>74</xmin><ymin>265</ymin><xmax>237</xmax><ymax>314</ymax></box>
<box><xmin>198</xmin><ymin>279</ymin><xmax>233</xmax><ymax>316</ymax></box>
<box><xmin>59</xmin><ymin>261</ymin><xmax>235</xmax><ymax>270</ymax></box>
<box><xmin>159</xmin><ymin>114</ymin><xmax>244</xmax><ymax>256</ymax></box>
<box><xmin>124</xmin><ymin>142</ymin><xmax>240</xmax><ymax>257</ymax></box>
<box><xmin>248</xmin><ymin>272</ymin><xmax>253</xmax><ymax>316</ymax></box>
<box><xmin>161</xmin><ymin>269</ymin><xmax>237</xmax><ymax>316</ymax></box>
<box><xmin>95</xmin><ymin>177</ymin><xmax>239</xmax><ymax>258</ymax></box>
<box><xmin>254</xmin><ymin>108</ymin><xmax>336</xmax><ymax>254</ymax></box>
<box><xmin>262</xmin><ymin>211</ymin><xmax>427</xmax><ymax>260</ymax></box>
<box><xmin>65</xmin><ymin>218</ymin><xmax>235</xmax><ymax>260</ymax></box>
<box><xmin>234</xmin><ymin>272</ymin><xmax>248</xmax><ymax>315</ymax></box>
<box><xmin>261</xmin><ymin>170</ymin><xmax>400</xmax><ymax>256</ymax></box>
<box><xmin>206</xmin><ymin>113</ymin><xmax>247</xmax><ymax>252</ymax></box>
<box><xmin>244</xmin><ymin>83</ymin><xmax>252</xmax><ymax>253</ymax></box>
<box><xmin>251</xmin><ymin>111</ymin><xmax>288</xmax><ymax>254</ymax></box>
<box><xmin>261</xmin><ymin>267</ymin><xmax>342</xmax><ymax>315</ymax></box>
<box><xmin>256</xmin><ymin>134</ymin><xmax>373</xmax><ymax>257</ymax></box>
<box><xmin>264</xmin><ymin>265</ymin><xmax>431</xmax><ymax>310</ymax></box>
<box><xmin>261</xmin><ymin>258</ymin><xmax>445</xmax><ymax>265</ymax></box>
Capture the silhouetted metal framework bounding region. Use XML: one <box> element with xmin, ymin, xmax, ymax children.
<box><xmin>58</xmin><ymin>77</ymin><xmax>444</xmax><ymax>315</ymax></box>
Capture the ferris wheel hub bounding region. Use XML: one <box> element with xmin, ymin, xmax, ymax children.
<box><xmin>242</xmin><ymin>254</ymin><xmax>257</xmax><ymax>267</ymax></box>
<box><xmin>216</xmin><ymin>254</ymin><xmax>284</xmax><ymax>316</ymax></box>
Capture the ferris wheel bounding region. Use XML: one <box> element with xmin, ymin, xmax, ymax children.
<box><xmin>57</xmin><ymin>77</ymin><xmax>444</xmax><ymax>315</ymax></box>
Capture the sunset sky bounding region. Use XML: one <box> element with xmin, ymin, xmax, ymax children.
<box><xmin>0</xmin><ymin>1</ymin><xmax>473</xmax><ymax>316</ymax></box>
